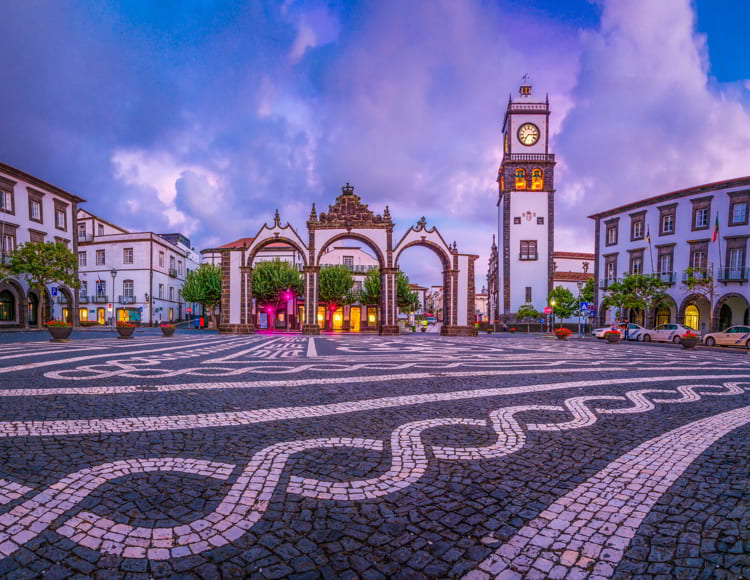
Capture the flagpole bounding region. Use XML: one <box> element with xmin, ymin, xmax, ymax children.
<box><xmin>646</xmin><ymin>224</ymin><xmax>654</xmax><ymax>274</ymax></box>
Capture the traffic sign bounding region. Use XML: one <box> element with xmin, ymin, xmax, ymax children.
<box><xmin>543</xmin><ymin>307</ymin><xmax>552</xmax><ymax>314</ymax></box>
<box><xmin>579</xmin><ymin>302</ymin><xmax>589</xmax><ymax>309</ymax></box>
<box><xmin>50</xmin><ymin>286</ymin><xmax>58</xmax><ymax>296</ymax></box>
<box><xmin>187</xmin><ymin>307</ymin><xmax>192</xmax><ymax>314</ymax></box>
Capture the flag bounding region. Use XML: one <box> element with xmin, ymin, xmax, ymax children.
<box><xmin>644</xmin><ymin>226</ymin><xmax>650</xmax><ymax>244</ymax></box>
<box><xmin>712</xmin><ymin>214</ymin><xmax>719</xmax><ymax>242</ymax></box>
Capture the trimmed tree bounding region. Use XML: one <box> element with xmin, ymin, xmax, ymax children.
<box><xmin>10</xmin><ymin>241</ymin><xmax>79</xmax><ymax>325</ymax></box>
<box><xmin>319</xmin><ymin>265</ymin><xmax>355</xmax><ymax>330</ymax></box>
<box><xmin>580</xmin><ymin>278</ymin><xmax>595</xmax><ymax>304</ymax></box>
<box><xmin>252</xmin><ymin>261</ymin><xmax>303</xmax><ymax>328</ymax></box>
<box><xmin>681</xmin><ymin>267</ymin><xmax>719</xmax><ymax>331</ymax></box>
<box><xmin>358</xmin><ymin>268</ymin><xmax>419</xmax><ymax>312</ymax></box>
<box><xmin>601</xmin><ymin>274</ymin><xmax>669</xmax><ymax>325</ymax></box>
<box><xmin>547</xmin><ymin>286</ymin><xmax>577</xmax><ymax>327</ymax></box>
<box><xmin>181</xmin><ymin>264</ymin><xmax>222</xmax><ymax>329</ymax></box>
<box><xmin>516</xmin><ymin>303</ymin><xmax>540</xmax><ymax>333</ymax></box>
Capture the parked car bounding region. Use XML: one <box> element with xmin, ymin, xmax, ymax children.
<box><xmin>620</xmin><ymin>323</ymin><xmax>647</xmax><ymax>341</ymax></box>
<box><xmin>702</xmin><ymin>325</ymin><xmax>750</xmax><ymax>348</ymax></box>
<box><xmin>426</xmin><ymin>316</ymin><xmax>437</xmax><ymax>325</ymax></box>
<box><xmin>638</xmin><ymin>323</ymin><xmax>695</xmax><ymax>343</ymax></box>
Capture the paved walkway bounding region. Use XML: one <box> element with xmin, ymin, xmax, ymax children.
<box><xmin>0</xmin><ymin>333</ymin><xmax>747</xmax><ymax>578</ymax></box>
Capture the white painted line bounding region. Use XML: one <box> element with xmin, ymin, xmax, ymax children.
<box><xmin>467</xmin><ymin>404</ymin><xmax>750</xmax><ymax>579</ymax></box>
<box><xmin>1</xmin><ymin>374</ymin><xmax>748</xmax><ymax>438</ymax></box>
<box><xmin>307</xmin><ymin>337</ymin><xmax>317</xmax><ymax>358</ymax></box>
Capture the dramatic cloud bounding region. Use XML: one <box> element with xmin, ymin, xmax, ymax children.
<box><xmin>0</xmin><ymin>0</ymin><xmax>747</xmax><ymax>289</ymax></box>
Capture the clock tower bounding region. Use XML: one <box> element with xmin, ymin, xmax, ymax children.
<box><xmin>491</xmin><ymin>77</ymin><xmax>556</xmax><ymax>323</ymax></box>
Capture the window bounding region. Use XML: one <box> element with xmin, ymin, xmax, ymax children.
<box><xmin>168</xmin><ymin>308</ymin><xmax>174</xmax><ymax>321</ymax></box>
<box><xmin>2</xmin><ymin>233</ymin><xmax>15</xmax><ymax>254</ymax></box>
<box><xmin>55</xmin><ymin>208</ymin><xmax>66</xmax><ymax>230</ymax></box>
<box><xmin>123</xmin><ymin>280</ymin><xmax>133</xmax><ymax>297</ymax></box>
<box><xmin>531</xmin><ymin>168</ymin><xmax>543</xmax><ymax>190</ymax></box>
<box><xmin>55</xmin><ymin>236</ymin><xmax>70</xmax><ymax>248</ymax></box>
<box><xmin>630</xmin><ymin>212</ymin><xmax>645</xmax><ymax>241</ymax></box>
<box><xmin>169</xmin><ymin>287</ymin><xmax>174</xmax><ymax>300</ymax></box>
<box><xmin>29</xmin><ymin>231</ymin><xmax>45</xmax><ymax>243</ymax></box>
<box><xmin>78</xmin><ymin>224</ymin><xmax>85</xmax><ymax>239</ymax></box>
<box><xmin>29</xmin><ymin>199</ymin><xmax>42</xmax><ymax>222</ymax></box>
<box><xmin>630</xmin><ymin>256</ymin><xmax>642</xmax><ymax>275</ymax></box>
<box><xmin>97</xmin><ymin>223</ymin><xmax>104</xmax><ymax>236</ymax></box>
<box><xmin>159</xmin><ymin>284</ymin><xmax>164</xmax><ymax>298</ymax></box>
<box><xmin>525</xmin><ymin>286</ymin><xmax>532</xmax><ymax>302</ymax></box>
<box><xmin>733</xmin><ymin>202</ymin><xmax>748</xmax><ymax>225</ymax></box>
<box><xmin>605</xmin><ymin>259</ymin><xmax>617</xmax><ymax>281</ymax></box>
<box><xmin>178</xmin><ymin>260</ymin><xmax>183</xmax><ymax>275</ymax></box>
<box><xmin>123</xmin><ymin>248</ymin><xmax>133</xmax><ymax>264</ymax></box>
<box><xmin>655</xmin><ymin>307</ymin><xmax>670</xmax><ymax>326</ymax></box>
<box><xmin>520</xmin><ymin>240</ymin><xmax>537</xmax><ymax>260</ymax></box>
<box><xmin>514</xmin><ymin>217</ymin><xmax>521</xmax><ymax>225</ymax></box>
<box><xmin>684</xmin><ymin>304</ymin><xmax>699</xmax><ymax>331</ymax></box>
<box><xmin>658</xmin><ymin>250</ymin><xmax>673</xmax><ymax>282</ymax></box>
<box><xmin>659</xmin><ymin>204</ymin><xmax>676</xmax><ymax>235</ymax></box>
<box><xmin>79</xmin><ymin>308</ymin><xmax>88</xmax><ymax>322</ymax></box>
<box><xmin>0</xmin><ymin>290</ymin><xmax>15</xmax><ymax>321</ymax></box>
<box><xmin>78</xmin><ymin>251</ymin><xmax>87</xmax><ymax>267</ymax></box>
<box><xmin>515</xmin><ymin>168</ymin><xmax>526</xmax><ymax>190</ymax></box>
<box><xmin>537</xmin><ymin>217</ymin><xmax>544</xmax><ymax>225</ymax></box>
<box><xmin>694</xmin><ymin>207</ymin><xmax>709</xmax><ymax>229</ymax></box>
<box><xmin>691</xmin><ymin>250</ymin><xmax>706</xmax><ymax>271</ymax></box>
<box><xmin>159</xmin><ymin>251</ymin><xmax>165</xmax><ymax>267</ymax></box>
<box><xmin>80</xmin><ymin>281</ymin><xmax>87</xmax><ymax>299</ymax></box>
<box><xmin>96</xmin><ymin>280</ymin><xmax>106</xmax><ymax>297</ymax></box>
<box><xmin>169</xmin><ymin>256</ymin><xmax>176</xmax><ymax>269</ymax></box>
<box><xmin>343</xmin><ymin>256</ymin><xmax>354</xmax><ymax>268</ymax></box>
<box><xmin>0</xmin><ymin>190</ymin><xmax>14</xmax><ymax>214</ymax></box>
<box><xmin>96</xmin><ymin>250</ymin><xmax>105</xmax><ymax>265</ymax></box>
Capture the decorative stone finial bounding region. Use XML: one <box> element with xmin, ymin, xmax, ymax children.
<box><xmin>341</xmin><ymin>182</ymin><xmax>354</xmax><ymax>195</ymax></box>
<box><xmin>309</xmin><ymin>203</ymin><xmax>317</xmax><ymax>221</ymax></box>
<box><xmin>416</xmin><ymin>216</ymin><xmax>427</xmax><ymax>229</ymax></box>
<box><xmin>383</xmin><ymin>205</ymin><xmax>391</xmax><ymax>221</ymax></box>
<box><xmin>274</xmin><ymin>209</ymin><xmax>281</xmax><ymax>226</ymax></box>
<box><xmin>491</xmin><ymin>234</ymin><xmax>496</xmax><ymax>248</ymax></box>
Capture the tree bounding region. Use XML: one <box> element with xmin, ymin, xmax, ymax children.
<box><xmin>319</xmin><ymin>265</ymin><xmax>355</xmax><ymax>329</ymax></box>
<box><xmin>682</xmin><ymin>267</ymin><xmax>719</xmax><ymax>331</ymax></box>
<box><xmin>580</xmin><ymin>278</ymin><xmax>595</xmax><ymax>304</ymax></box>
<box><xmin>516</xmin><ymin>303</ymin><xmax>540</xmax><ymax>333</ymax></box>
<box><xmin>182</xmin><ymin>264</ymin><xmax>222</xmax><ymax>329</ymax></box>
<box><xmin>601</xmin><ymin>274</ymin><xmax>669</xmax><ymax>324</ymax></box>
<box><xmin>357</xmin><ymin>269</ymin><xmax>419</xmax><ymax>310</ymax></box>
<box><xmin>252</xmin><ymin>261</ymin><xmax>303</xmax><ymax>327</ymax></box>
<box><xmin>359</xmin><ymin>268</ymin><xmax>381</xmax><ymax>305</ymax></box>
<box><xmin>10</xmin><ymin>241</ymin><xmax>79</xmax><ymax>325</ymax></box>
<box><xmin>547</xmin><ymin>286</ymin><xmax>576</xmax><ymax>325</ymax></box>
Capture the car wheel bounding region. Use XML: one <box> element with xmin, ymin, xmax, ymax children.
<box><xmin>746</xmin><ymin>339</ymin><xmax>750</xmax><ymax>350</ymax></box>
<box><xmin>643</xmin><ymin>334</ymin><xmax>651</xmax><ymax>342</ymax></box>
<box><xmin>706</xmin><ymin>337</ymin><xmax>716</xmax><ymax>347</ymax></box>
<box><xmin>672</xmin><ymin>335</ymin><xmax>681</xmax><ymax>344</ymax></box>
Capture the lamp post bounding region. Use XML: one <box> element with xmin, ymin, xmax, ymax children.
<box><xmin>110</xmin><ymin>268</ymin><xmax>117</xmax><ymax>328</ymax></box>
<box><xmin>577</xmin><ymin>281</ymin><xmax>584</xmax><ymax>338</ymax></box>
<box><xmin>550</xmin><ymin>299</ymin><xmax>556</xmax><ymax>332</ymax></box>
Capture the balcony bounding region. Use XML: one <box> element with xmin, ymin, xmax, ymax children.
<box><xmin>681</xmin><ymin>269</ymin><xmax>712</xmax><ymax>283</ymax></box>
<box><xmin>76</xmin><ymin>232</ymin><xmax>93</xmax><ymax>242</ymax></box>
<box><xmin>505</xmin><ymin>153</ymin><xmax>556</xmax><ymax>163</ymax></box>
<box><xmin>79</xmin><ymin>294</ymin><xmax>89</xmax><ymax>303</ymax></box>
<box><xmin>321</xmin><ymin>264</ymin><xmax>378</xmax><ymax>273</ymax></box>
<box><xmin>598</xmin><ymin>278</ymin><xmax>618</xmax><ymax>290</ymax></box>
<box><xmin>718</xmin><ymin>267</ymin><xmax>749</xmax><ymax>283</ymax></box>
<box><xmin>92</xmin><ymin>295</ymin><xmax>108</xmax><ymax>304</ymax></box>
<box><xmin>649</xmin><ymin>272</ymin><xmax>675</xmax><ymax>285</ymax></box>
<box><xmin>119</xmin><ymin>295</ymin><xmax>136</xmax><ymax>304</ymax></box>
<box><xmin>519</xmin><ymin>254</ymin><xmax>538</xmax><ymax>261</ymax></box>
<box><xmin>55</xmin><ymin>296</ymin><xmax>70</xmax><ymax>304</ymax></box>
<box><xmin>169</xmin><ymin>267</ymin><xmax>178</xmax><ymax>278</ymax></box>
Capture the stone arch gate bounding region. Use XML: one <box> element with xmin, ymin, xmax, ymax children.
<box><xmin>219</xmin><ymin>184</ymin><xmax>478</xmax><ymax>336</ymax></box>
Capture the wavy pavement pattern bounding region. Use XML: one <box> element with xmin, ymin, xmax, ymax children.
<box><xmin>0</xmin><ymin>382</ymin><xmax>746</xmax><ymax>561</ymax></box>
<box><xmin>466</xmin><ymin>403</ymin><xmax>750</xmax><ymax>579</ymax></box>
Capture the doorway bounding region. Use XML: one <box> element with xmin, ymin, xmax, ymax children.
<box><xmin>350</xmin><ymin>307</ymin><xmax>361</xmax><ymax>332</ymax></box>
<box><xmin>684</xmin><ymin>304</ymin><xmax>699</xmax><ymax>331</ymax></box>
<box><xmin>719</xmin><ymin>304</ymin><xmax>732</xmax><ymax>331</ymax></box>
<box><xmin>332</xmin><ymin>308</ymin><xmax>343</xmax><ymax>330</ymax></box>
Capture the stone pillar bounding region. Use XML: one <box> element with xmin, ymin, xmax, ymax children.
<box><xmin>302</xmin><ymin>266</ymin><xmax>320</xmax><ymax>335</ymax></box>
<box><xmin>239</xmin><ymin>266</ymin><xmax>255</xmax><ymax>333</ymax></box>
<box><xmin>219</xmin><ymin>251</ymin><xmax>231</xmax><ymax>329</ymax></box>
<box><xmin>379</xmin><ymin>268</ymin><xmax>399</xmax><ymax>335</ymax></box>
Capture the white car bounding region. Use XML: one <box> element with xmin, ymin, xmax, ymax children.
<box><xmin>593</xmin><ymin>326</ymin><xmax>615</xmax><ymax>339</ymax></box>
<box><xmin>593</xmin><ymin>323</ymin><xmax>643</xmax><ymax>340</ymax></box>
<box><xmin>702</xmin><ymin>326</ymin><xmax>750</xmax><ymax>349</ymax></box>
<box><xmin>638</xmin><ymin>323</ymin><xmax>695</xmax><ymax>344</ymax></box>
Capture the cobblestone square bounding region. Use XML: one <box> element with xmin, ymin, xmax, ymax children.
<box><xmin>0</xmin><ymin>331</ymin><xmax>748</xmax><ymax>579</ymax></box>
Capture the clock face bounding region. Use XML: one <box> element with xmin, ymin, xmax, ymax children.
<box><xmin>517</xmin><ymin>123</ymin><xmax>540</xmax><ymax>146</ymax></box>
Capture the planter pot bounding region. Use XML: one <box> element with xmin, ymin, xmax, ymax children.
<box><xmin>161</xmin><ymin>326</ymin><xmax>176</xmax><ymax>337</ymax></box>
<box><xmin>680</xmin><ymin>337</ymin><xmax>699</xmax><ymax>349</ymax></box>
<box><xmin>605</xmin><ymin>334</ymin><xmax>620</xmax><ymax>343</ymax></box>
<box><xmin>48</xmin><ymin>326</ymin><xmax>72</xmax><ymax>341</ymax></box>
<box><xmin>556</xmin><ymin>335</ymin><xmax>568</xmax><ymax>341</ymax></box>
<box><xmin>117</xmin><ymin>325</ymin><xmax>135</xmax><ymax>339</ymax></box>
<box><xmin>420</xmin><ymin>327</ymin><xmax>427</xmax><ymax>332</ymax></box>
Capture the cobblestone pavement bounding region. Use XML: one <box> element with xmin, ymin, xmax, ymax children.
<box><xmin>0</xmin><ymin>331</ymin><xmax>747</xmax><ymax>579</ymax></box>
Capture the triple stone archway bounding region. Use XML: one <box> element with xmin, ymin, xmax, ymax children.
<box><xmin>219</xmin><ymin>184</ymin><xmax>478</xmax><ymax>336</ymax></box>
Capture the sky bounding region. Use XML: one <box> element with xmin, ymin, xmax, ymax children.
<box><xmin>1</xmin><ymin>0</ymin><xmax>749</xmax><ymax>290</ymax></box>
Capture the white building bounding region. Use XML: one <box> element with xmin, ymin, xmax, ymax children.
<box><xmin>493</xmin><ymin>79</ymin><xmax>556</xmax><ymax>321</ymax></box>
<box><xmin>0</xmin><ymin>162</ymin><xmax>83</xmax><ymax>328</ymax></box>
<box><xmin>76</xmin><ymin>210</ymin><xmax>201</xmax><ymax>326</ymax></box>
<box><xmin>589</xmin><ymin>177</ymin><xmax>750</xmax><ymax>333</ymax></box>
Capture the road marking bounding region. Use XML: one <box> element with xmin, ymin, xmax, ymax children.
<box><xmin>1</xmin><ymin>375</ymin><xmax>748</xmax><ymax>438</ymax></box>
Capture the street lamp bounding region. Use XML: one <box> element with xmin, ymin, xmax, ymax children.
<box><xmin>550</xmin><ymin>299</ymin><xmax>557</xmax><ymax>332</ymax></box>
<box><xmin>576</xmin><ymin>281</ymin><xmax>585</xmax><ymax>338</ymax></box>
<box><xmin>110</xmin><ymin>268</ymin><xmax>117</xmax><ymax>328</ymax></box>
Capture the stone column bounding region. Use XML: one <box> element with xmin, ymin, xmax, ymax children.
<box><xmin>219</xmin><ymin>251</ymin><xmax>230</xmax><ymax>330</ymax></box>
<box><xmin>239</xmin><ymin>266</ymin><xmax>255</xmax><ymax>333</ymax></box>
<box><xmin>302</xmin><ymin>266</ymin><xmax>320</xmax><ymax>335</ymax></box>
<box><xmin>379</xmin><ymin>268</ymin><xmax>399</xmax><ymax>335</ymax></box>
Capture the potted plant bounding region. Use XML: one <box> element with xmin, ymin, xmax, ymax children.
<box><xmin>420</xmin><ymin>325</ymin><xmax>427</xmax><ymax>332</ymax></box>
<box><xmin>681</xmin><ymin>330</ymin><xmax>699</xmax><ymax>349</ymax></box>
<box><xmin>47</xmin><ymin>320</ymin><xmax>72</xmax><ymax>341</ymax></box>
<box><xmin>160</xmin><ymin>323</ymin><xmax>176</xmax><ymax>337</ymax></box>
<box><xmin>486</xmin><ymin>328</ymin><xmax>493</xmax><ymax>334</ymax></box>
<box><xmin>509</xmin><ymin>327</ymin><xmax>517</xmax><ymax>334</ymax></box>
<box><xmin>116</xmin><ymin>321</ymin><xmax>136</xmax><ymax>339</ymax></box>
<box><xmin>604</xmin><ymin>329</ymin><xmax>620</xmax><ymax>343</ymax></box>
<box><xmin>555</xmin><ymin>327</ymin><xmax>572</xmax><ymax>341</ymax></box>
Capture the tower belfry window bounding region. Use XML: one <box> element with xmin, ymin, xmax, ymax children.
<box><xmin>532</xmin><ymin>169</ymin><xmax>543</xmax><ymax>190</ymax></box>
<box><xmin>515</xmin><ymin>168</ymin><xmax>526</xmax><ymax>190</ymax></box>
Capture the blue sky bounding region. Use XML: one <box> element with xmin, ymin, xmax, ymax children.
<box><xmin>1</xmin><ymin>0</ymin><xmax>749</xmax><ymax>288</ymax></box>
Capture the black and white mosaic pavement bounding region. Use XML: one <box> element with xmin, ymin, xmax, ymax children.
<box><xmin>0</xmin><ymin>331</ymin><xmax>748</xmax><ymax>579</ymax></box>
